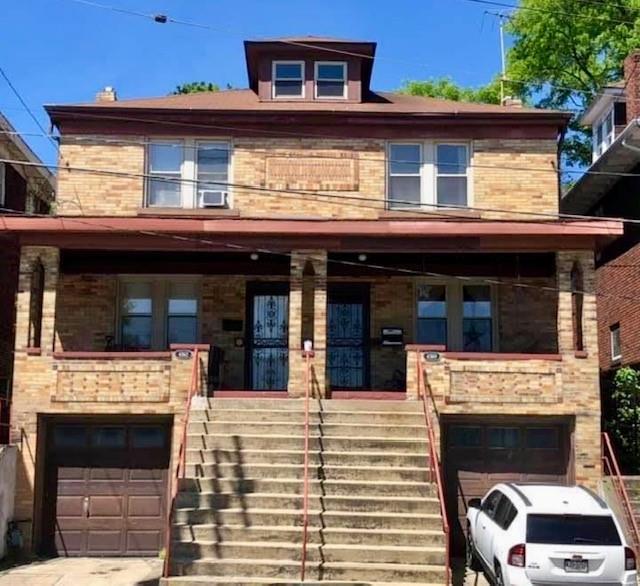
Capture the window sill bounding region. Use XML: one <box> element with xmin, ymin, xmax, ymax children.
<box><xmin>138</xmin><ymin>207</ymin><xmax>239</xmax><ymax>218</ymax></box>
<box><xmin>24</xmin><ymin>347</ymin><xmax>42</xmax><ymax>356</ymax></box>
<box><xmin>52</xmin><ymin>351</ymin><xmax>172</xmax><ymax>360</ymax></box>
<box><xmin>380</xmin><ymin>208</ymin><xmax>481</xmax><ymax>219</ymax></box>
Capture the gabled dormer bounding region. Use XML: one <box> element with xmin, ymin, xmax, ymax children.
<box><xmin>244</xmin><ymin>36</ymin><xmax>376</xmax><ymax>103</ymax></box>
<box><xmin>582</xmin><ymin>81</ymin><xmax>627</xmax><ymax>162</ymax></box>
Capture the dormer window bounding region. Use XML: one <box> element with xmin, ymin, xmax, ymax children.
<box><xmin>593</xmin><ymin>108</ymin><xmax>614</xmax><ymax>160</ymax></box>
<box><xmin>273</xmin><ymin>61</ymin><xmax>305</xmax><ymax>98</ymax></box>
<box><xmin>315</xmin><ymin>62</ymin><xmax>347</xmax><ymax>98</ymax></box>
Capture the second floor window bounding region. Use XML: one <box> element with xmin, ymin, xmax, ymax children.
<box><xmin>388</xmin><ymin>142</ymin><xmax>470</xmax><ymax>209</ymax></box>
<box><xmin>593</xmin><ymin>108</ymin><xmax>614</xmax><ymax>160</ymax></box>
<box><xmin>146</xmin><ymin>140</ymin><xmax>231</xmax><ymax>209</ymax></box>
<box><xmin>273</xmin><ymin>61</ymin><xmax>305</xmax><ymax>98</ymax></box>
<box><xmin>315</xmin><ymin>62</ymin><xmax>347</xmax><ymax>98</ymax></box>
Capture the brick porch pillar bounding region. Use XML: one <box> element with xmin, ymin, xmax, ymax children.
<box><xmin>288</xmin><ymin>250</ymin><xmax>327</xmax><ymax>397</ymax></box>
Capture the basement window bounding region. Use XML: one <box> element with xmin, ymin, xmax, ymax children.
<box><xmin>273</xmin><ymin>61</ymin><xmax>305</xmax><ymax>98</ymax></box>
<box><xmin>315</xmin><ymin>62</ymin><xmax>347</xmax><ymax>98</ymax></box>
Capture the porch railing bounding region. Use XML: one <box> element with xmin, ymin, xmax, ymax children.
<box><xmin>300</xmin><ymin>350</ymin><xmax>313</xmax><ymax>582</ymax></box>
<box><xmin>162</xmin><ymin>347</ymin><xmax>201</xmax><ymax>578</ymax></box>
<box><xmin>602</xmin><ymin>431</ymin><xmax>640</xmax><ymax>553</ymax></box>
<box><xmin>416</xmin><ymin>352</ymin><xmax>451</xmax><ymax>585</ymax></box>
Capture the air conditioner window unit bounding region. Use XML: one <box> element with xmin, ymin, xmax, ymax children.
<box><xmin>200</xmin><ymin>190</ymin><xmax>227</xmax><ymax>207</ymax></box>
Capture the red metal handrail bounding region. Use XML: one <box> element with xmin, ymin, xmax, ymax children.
<box><xmin>416</xmin><ymin>351</ymin><xmax>451</xmax><ymax>585</ymax></box>
<box><xmin>162</xmin><ymin>348</ymin><xmax>201</xmax><ymax>578</ymax></box>
<box><xmin>300</xmin><ymin>350</ymin><xmax>313</xmax><ymax>582</ymax></box>
<box><xmin>602</xmin><ymin>431</ymin><xmax>640</xmax><ymax>553</ymax></box>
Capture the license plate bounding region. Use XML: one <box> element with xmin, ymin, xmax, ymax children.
<box><xmin>564</xmin><ymin>559</ymin><xmax>589</xmax><ymax>573</ymax></box>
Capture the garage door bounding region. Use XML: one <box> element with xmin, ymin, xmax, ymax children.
<box><xmin>443</xmin><ymin>418</ymin><xmax>571</xmax><ymax>553</ymax></box>
<box><xmin>46</xmin><ymin>420</ymin><xmax>170</xmax><ymax>556</ymax></box>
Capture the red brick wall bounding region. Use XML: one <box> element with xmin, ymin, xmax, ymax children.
<box><xmin>596</xmin><ymin>243</ymin><xmax>640</xmax><ymax>370</ymax></box>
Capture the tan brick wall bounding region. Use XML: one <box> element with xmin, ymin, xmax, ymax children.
<box><xmin>56</xmin><ymin>136</ymin><xmax>559</xmax><ymax>218</ymax></box>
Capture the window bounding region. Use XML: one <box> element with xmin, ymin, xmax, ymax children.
<box><xmin>273</xmin><ymin>61</ymin><xmax>304</xmax><ymax>98</ymax></box>
<box><xmin>525</xmin><ymin>427</ymin><xmax>559</xmax><ymax>449</ymax></box>
<box><xmin>0</xmin><ymin>162</ymin><xmax>5</xmax><ymax>207</ymax></box>
<box><xmin>463</xmin><ymin>285</ymin><xmax>492</xmax><ymax>352</ymax></box>
<box><xmin>118</xmin><ymin>278</ymin><xmax>200</xmax><ymax>350</ymax></box>
<box><xmin>416</xmin><ymin>284</ymin><xmax>447</xmax><ymax>346</ymax></box>
<box><xmin>494</xmin><ymin>496</ymin><xmax>518</xmax><ymax>530</ymax></box>
<box><xmin>481</xmin><ymin>490</ymin><xmax>503</xmax><ymax>519</ymax></box>
<box><xmin>416</xmin><ymin>281</ymin><xmax>495</xmax><ymax>351</ymax></box>
<box><xmin>527</xmin><ymin>514</ymin><xmax>621</xmax><ymax>546</ymax></box>
<box><xmin>388</xmin><ymin>141</ymin><xmax>471</xmax><ymax>209</ymax></box>
<box><xmin>448</xmin><ymin>426</ymin><xmax>482</xmax><ymax>448</ymax></box>
<box><xmin>388</xmin><ymin>144</ymin><xmax>422</xmax><ymax>208</ymax></box>
<box><xmin>315</xmin><ymin>62</ymin><xmax>347</xmax><ymax>98</ymax></box>
<box><xmin>146</xmin><ymin>140</ymin><xmax>231</xmax><ymax>209</ymax></box>
<box><xmin>610</xmin><ymin>323</ymin><xmax>621</xmax><ymax>362</ymax></box>
<box><xmin>593</xmin><ymin>108</ymin><xmax>615</xmax><ymax>159</ymax></box>
<box><xmin>488</xmin><ymin>427</ymin><xmax>519</xmax><ymax>449</ymax></box>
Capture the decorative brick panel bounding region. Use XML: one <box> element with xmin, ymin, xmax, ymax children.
<box><xmin>265</xmin><ymin>155</ymin><xmax>358</xmax><ymax>191</ymax></box>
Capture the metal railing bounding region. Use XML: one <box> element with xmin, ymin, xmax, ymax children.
<box><xmin>300</xmin><ymin>350</ymin><xmax>313</xmax><ymax>582</ymax></box>
<box><xmin>162</xmin><ymin>347</ymin><xmax>201</xmax><ymax>578</ymax></box>
<box><xmin>416</xmin><ymin>352</ymin><xmax>451</xmax><ymax>585</ymax></box>
<box><xmin>602</xmin><ymin>431</ymin><xmax>640</xmax><ymax>553</ymax></box>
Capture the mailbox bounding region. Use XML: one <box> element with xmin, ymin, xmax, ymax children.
<box><xmin>381</xmin><ymin>327</ymin><xmax>404</xmax><ymax>346</ymax></box>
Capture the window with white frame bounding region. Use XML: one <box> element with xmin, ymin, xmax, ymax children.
<box><xmin>315</xmin><ymin>62</ymin><xmax>347</xmax><ymax>98</ymax></box>
<box><xmin>119</xmin><ymin>278</ymin><xmax>200</xmax><ymax>350</ymax></box>
<box><xmin>273</xmin><ymin>61</ymin><xmax>305</xmax><ymax>98</ymax></box>
<box><xmin>0</xmin><ymin>163</ymin><xmax>5</xmax><ymax>206</ymax></box>
<box><xmin>593</xmin><ymin>108</ymin><xmax>614</xmax><ymax>160</ymax></box>
<box><xmin>416</xmin><ymin>281</ymin><xmax>494</xmax><ymax>352</ymax></box>
<box><xmin>610</xmin><ymin>323</ymin><xmax>621</xmax><ymax>362</ymax></box>
<box><xmin>146</xmin><ymin>140</ymin><xmax>231</xmax><ymax>209</ymax></box>
<box><xmin>388</xmin><ymin>142</ymin><xmax>470</xmax><ymax>209</ymax></box>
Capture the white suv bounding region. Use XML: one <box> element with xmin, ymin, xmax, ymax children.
<box><xmin>466</xmin><ymin>483</ymin><xmax>637</xmax><ymax>585</ymax></box>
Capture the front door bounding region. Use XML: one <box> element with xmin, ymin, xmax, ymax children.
<box><xmin>247</xmin><ymin>283</ymin><xmax>289</xmax><ymax>390</ymax></box>
<box><xmin>327</xmin><ymin>284</ymin><xmax>370</xmax><ymax>389</ymax></box>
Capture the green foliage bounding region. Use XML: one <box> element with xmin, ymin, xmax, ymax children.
<box><xmin>172</xmin><ymin>81</ymin><xmax>220</xmax><ymax>95</ymax></box>
<box><xmin>506</xmin><ymin>0</ymin><xmax>640</xmax><ymax>167</ymax></box>
<box><xmin>400</xmin><ymin>77</ymin><xmax>502</xmax><ymax>104</ymax></box>
<box><xmin>608</xmin><ymin>367</ymin><xmax>640</xmax><ymax>472</ymax></box>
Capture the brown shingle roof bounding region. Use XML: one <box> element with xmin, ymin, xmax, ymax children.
<box><xmin>50</xmin><ymin>88</ymin><xmax>565</xmax><ymax>116</ymax></box>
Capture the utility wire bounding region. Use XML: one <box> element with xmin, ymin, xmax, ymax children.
<box><xmin>1</xmin><ymin>204</ymin><xmax>637</xmax><ymax>303</ymax></box>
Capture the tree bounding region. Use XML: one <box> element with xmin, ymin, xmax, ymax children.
<box><xmin>506</xmin><ymin>0</ymin><xmax>640</xmax><ymax>167</ymax></box>
<box><xmin>608</xmin><ymin>367</ymin><xmax>640</xmax><ymax>472</ymax></box>
<box><xmin>172</xmin><ymin>81</ymin><xmax>220</xmax><ymax>95</ymax></box>
<box><xmin>400</xmin><ymin>77</ymin><xmax>502</xmax><ymax>104</ymax></box>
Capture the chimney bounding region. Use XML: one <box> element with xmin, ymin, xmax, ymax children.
<box><xmin>95</xmin><ymin>86</ymin><xmax>117</xmax><ymax>103</ymax></box>
<box><xmin>624</xmin><ymin>50</ymin><xmax>640</xmax><ymax>124</ymax></box>
<box><xmin>502</xmin><ymin>96</ymin><xmax>523</xmax><ymax>108</ymax></box>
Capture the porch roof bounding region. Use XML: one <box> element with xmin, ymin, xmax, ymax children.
<box><xmin>1</xmin><ymin>216</ymin><xmax>622</xmax><ymax>252</ymax></box>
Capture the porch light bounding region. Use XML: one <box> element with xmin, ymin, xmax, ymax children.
<box><xmin>358</xmin><ymin>254</ymin><xmax>367</xmax><ymax>262</ymax></box>
<box><xmin>250</xmin><ymin>253</ymin><xmax>259</xmax><ymax>261</ymax></box>
<box><xmin>303</xmin><ymin>339</ymin><xmax>313</xmax><ymax>352</ymax></box>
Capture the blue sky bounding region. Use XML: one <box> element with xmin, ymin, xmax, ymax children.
<box><xmin>1</xmin><ymin>0</ymin><xmax>507</xmax><ymax>166</ymax></box>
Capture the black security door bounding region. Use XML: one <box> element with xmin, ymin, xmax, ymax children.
<box><xmin>327</xmin><ymin>284</ymin><xmax>370</xmax><ymax>389</ymax></box>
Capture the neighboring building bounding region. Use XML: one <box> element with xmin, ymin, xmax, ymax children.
<box><xmin>1</xmin><ymin>37</ymin><xmax>620</xmax><ymax>581</ymax></box>
<box><xmin>0</xmin><ymin>112</ymin><xmax>54</xmax><ymax>442</ymax></box>
<box><xmin>563</xmin><ymin>50</ymin><xmax>640</xmax><ymax>375</ymax></box>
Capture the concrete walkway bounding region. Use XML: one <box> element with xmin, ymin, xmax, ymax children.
<box><xmin>0</xmin><ymin>557</ymin><xmax>162</xmax><ymax>586</ymax></box>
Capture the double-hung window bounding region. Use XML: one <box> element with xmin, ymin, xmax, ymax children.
<box><xmin>388</xmin><ymin>142</ymin><xmax>471</xmax><ymax>209</ymax></box>
<box><xmin>416</xmin><ymin>281</ymin><xmax>495</xmax><ymax>352</ymax></box>
<box><xmin>146</xmin><ymin>140</ymin><xmax>231</xmax><ymax>209</ymax></box>
<box><xmin>119</xmin><ymin>278</ymin><xmax>200</xmax><ymax>350</ymax></box>
<box><xmin>273</xmin><ymin>61</ymin><xmax>305</xmax><ymax>98</ymax></box>
<box><xmin>315</xmin><ymin>62</ymin><xmax>347</xmax><ymax>98</ymax></box>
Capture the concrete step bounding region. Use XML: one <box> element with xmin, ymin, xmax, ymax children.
<box><xmin>170</xmin><ymin>558</ymin><xmax>446</xmax><ymax>583</ymax></box>
<box><xmin>195</xmin><ymin>408</ymin><xmax>425</xmax><ymax>425</ymax></box>
<box><xmin>171</xmin><ymin>524</ymin><xmax>445</xmax><ymax>547</ymax></box>
<box><xmin>162</xmin><ymin>577</ymin><xmax>443</xmax><ymax>586</ymax></box>
<box><xmin>202</xmin><ymin>399</ymin><xmax>420</xmax><ymax>412</ymax></box>
<box><xmin>184</xmin><ymin>449</ymin><xmax>428</xmax><ymax>469</ymax></box>
<box><xmin>175</xmin><ymin>492</ymin><xmax>440</xmax><ymax>514</ymax></box>
<box><xmin>172</xmin><ymin>508</ymin><xmax>443</xmax><ymax>531</ymax></box>
<box><xmin>188</xmin><ymin>421</ymin><xmax>426</xmax><ymax>438</ymax></box>
<box><xmin>172</xmin><ymin>540</ymin><xmax>446</xmax><ymax>565</ymax></box>
<box><xmin>185</xmin><ymin>434</ymin><xmax>428</xmax><ymax>453</ymax></box>
<box><xmin>178</xmin><ymin>477</ymin><xmax>435</xmax><ymax>497</ymax></box>
<box><xmin>183</xmin><ymin>462</ymin><xmax>430</xmax><ymax>482</ymax></box>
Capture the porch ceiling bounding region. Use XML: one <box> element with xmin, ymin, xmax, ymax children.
<box><xmin>1</xmin><ymin>216</ymin><xmax>622</xmax><ymax>252</ymax></box>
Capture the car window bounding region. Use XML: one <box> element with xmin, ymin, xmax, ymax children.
<box><xmin>494</xmin><ymin>496</ymin><xmax>518</xmax><ymax>530</ymax></box>
<box><xmin>526</xmin><ymin>514</ymin><xmax>621</xmax><ymax>546</ymax></box>
<box><xmin>481</xmin><ymin>490</ymin><xmax>503</xmax><ymax>520</ymax></box>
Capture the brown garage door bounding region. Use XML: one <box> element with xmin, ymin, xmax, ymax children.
<box><xmin>443</xmin><ymin>418</ymin><xmax>571</xmax><ymax>553</ymax></box>
<box><xmin>45</xmin><ymin>420</ymin><xmax>170</xmax><ymax>556</ymax></box>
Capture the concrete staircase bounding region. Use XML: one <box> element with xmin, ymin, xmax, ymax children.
<box><xmin>161</xmin><ymin>398</ymin><xmax>448</xmax><ymax>586</ymax></box>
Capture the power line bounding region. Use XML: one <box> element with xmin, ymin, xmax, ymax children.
<box><xmin>1</xmin><ymin>204</ymin><xmax>637</xmax><ymax>303</ymax></box>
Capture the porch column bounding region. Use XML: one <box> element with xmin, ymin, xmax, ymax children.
<box><xmin>288</xmin><ymin>250</ymin><xmax>327</xmax><ymax>397</ymax></box>
<box><xmin>556</xmin><ymin>251</ymin><xmax>601</xmax><ymax>487</ymax></box>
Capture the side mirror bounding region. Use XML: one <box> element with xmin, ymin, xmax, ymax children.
<box><xmin>468</xmin><ymin>497</ymin><xmax>481</xmax><ymax>510</ymax></box>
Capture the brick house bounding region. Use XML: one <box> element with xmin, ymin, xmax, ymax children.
<box><xmin>0</xmin><ymin>112</ymin><xmax>54</xmax><ymax>442</ymax></box>
<box><xmin>1</xmin><ymin>38</ymin><xmax>622</xmax><ymax>582</ymax></box>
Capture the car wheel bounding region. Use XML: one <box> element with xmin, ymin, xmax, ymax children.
<box><xmin>466</xmin><ymin>528</ymin><xmax>482</xmax><ymax>572</ymax></box>
<box><xmin>494</xmin><ymin>564</ymin><xmax>504</xmax><ymax>586</ymax></box>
